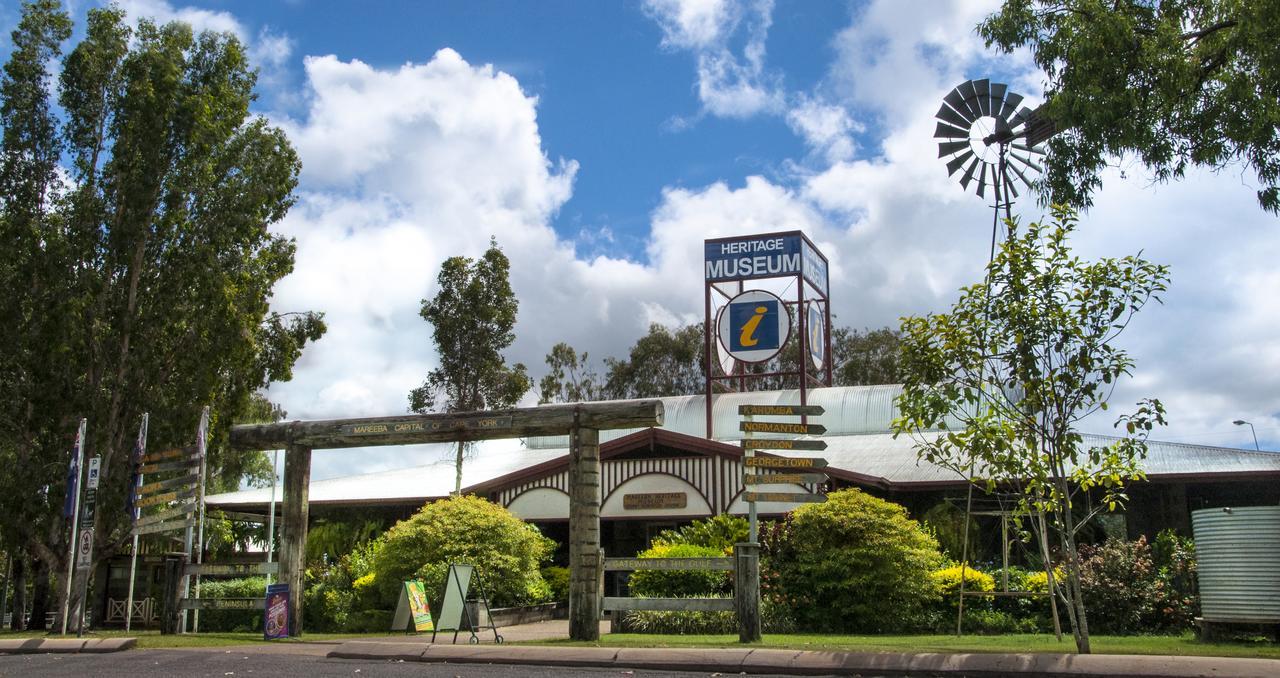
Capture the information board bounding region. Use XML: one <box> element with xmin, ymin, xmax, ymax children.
<box><xmin>263</xmin><ymin>584</ymin><xmax>289</xmax><ymax>639</ymax></box>
<box><xmin>434</xmin><ymin>564</ymin><xmax>473</xmax><ymax>634</ymax></box>
<box><xmin>391</xmin><ymin>580</ymin><xmax>435</xmax><ymax>632</ymax></box>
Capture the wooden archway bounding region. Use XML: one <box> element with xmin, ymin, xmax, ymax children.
<box><xmin>229</xmin><ymin>401</ymin><xmax>663</xmax><ymax>640</ymax></box>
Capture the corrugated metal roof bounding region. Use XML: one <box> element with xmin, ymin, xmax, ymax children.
<box><xmin>526</xmin><ymin>385</ymin><xmax>909</xmax><ymax>448</ymax></box>
<box><xmin>206</xmin><ymin>386</ymin><xmax>1280</xmax><ymax>508</ymax></box>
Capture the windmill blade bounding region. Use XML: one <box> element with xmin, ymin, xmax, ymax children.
<box><xmin>960</xmin><ymin>80</ymin><xmax>984</xmax><ymax>119</ymax></box>
<box><xmin>989</xmin><ymin>82</ymin><xmax>1008</xmax><ymax>116</ymax></box>
<box><xmin>1007</xmin><ymin>157</ymin><xmax>1035</xmax><ymax>189</ymax></box>
<box><xmin>936</xmin><ymin>102</ymin><xmax>971</xmax><ymax>129</ymax></box>
<box><xmin>998</xmin><ymin>91</ymin><xmax>1024</xmax><ymax>120</ymax></box>
<box><xmin>1010</xmin><ymin>106</ymin><xmax>1035</xmax><ymax>129</ymax></box>
<box><xmin>946</xmin><ymin>150</ymin><xmax>975</xmax><ymax>176</ymax></box>
<box><xmin>1012</xmin><ymin>142</ymin><xmax>1047</xmax><ymax>155</ymax></box>
<box><xmin>942</xmin><ymin>88</ymin><xmax>975</xmax><ymax>123</ymax></box>
<box><xmin>937</xmin><ymin>140</ymin><xmax>969</xmax><ymax>157</ymax></box>
<box><xmin>977</xmin><ymin>163</ymin><xmax>988</xmax><ymax>197</ymax></box>
<box><xmin>934</xmin><ymin>121</ymin><xmax>969</xmax><ymax>139</ymax></box>
<box><xmin>959</xmin><ymin>156</ymin><xmax>981</xmax><ymax>189</ymax></box>
<box><xmin>1010</xmin><ymin>152</ymin><xmax>1044</xmax><ymax>174</ymax></box>
<box><xmin>1002</xmin><ymin>166</ymin><xmax>1020</xmax><ymax>198</ymax></box>
<box><xmin>973</xmin><ymin>79</ymin><xmax>991</xmax><ymax>116</ymax></box>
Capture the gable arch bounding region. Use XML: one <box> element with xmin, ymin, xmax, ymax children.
<box><xmin>601</xmin><ymin>473</ymin><xmax>713</xmax><ymax>518</ymax></box>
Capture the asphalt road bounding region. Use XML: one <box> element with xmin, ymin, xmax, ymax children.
<box><xmin>0</xmin><ymin>650</ymin><xmax>829</xmax><ymax>678</ymax></box>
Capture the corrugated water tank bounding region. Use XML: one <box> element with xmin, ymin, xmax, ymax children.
<box><xmin>1191</xmin><ymin>506</ymin><xmax>1280</xmax><ymax>623</ymax></box>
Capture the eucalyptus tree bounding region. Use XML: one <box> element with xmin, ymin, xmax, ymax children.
<box><xmin>410</xmin><ymin>239</ymin><xmax>531</xmax><ymax>494</ymax></box>
<box><xmin>602</xmin><ymin>323</ymin><xmax>705</xmax><ymax>398</ymax></box>
<box><xmin>0</xmin><ymin>1</ymin><xmax>324</xmax><ymax>625</ymax></box>
<box><xmin>980</xmin><ymin>0</ymin><xmax>1280</xmax><ymax>214</ymax></box>
<box><xmin>892</xmin><ymin>206</ymin><xmax>1168</xmax><ymax>653</ymax></box>
<box><xmin>539</xmin><ymin>342</ymin><xmax>604</xmax><ymax>404</ymax></box>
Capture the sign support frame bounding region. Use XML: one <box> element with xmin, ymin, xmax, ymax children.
<box><xmin>703</xmin><ymin>231</ymin><xmax>832</xmax><ymax>439</ymax></box>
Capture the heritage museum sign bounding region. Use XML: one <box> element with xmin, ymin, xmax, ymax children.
<box><xmin>703</xmin><ymin>231</ymin><xmax>829</xmax><ymax>292</ymax></box>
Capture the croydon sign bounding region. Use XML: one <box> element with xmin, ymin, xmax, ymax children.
<box><xmin>704</xmin><ymin>231</ymin><xmax>829</xmax><ymax>292</ymax></box>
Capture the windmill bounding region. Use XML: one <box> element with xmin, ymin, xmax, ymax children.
<box><xmin>934</xmin><ymin>79</ymin><xmax>1049</xmax><ymax>250</ymax></box>
<box><xmin>932</xmin><ymin>78</ymin><xmax>1065</xmax><ymax>639</ymax></box>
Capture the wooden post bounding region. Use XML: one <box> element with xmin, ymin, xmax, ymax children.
<box><xmin>279</xmin><ymin>443</ymin><xmax>311</xmax><ymax>637</ymax></box>
<box><xmin>159</xmin><ymin>553</ymin><xmax>184</xmax><ymax>635</ymax></box>
<box><xmin>568</xmin><ymin>423</ymin><xmax>601</xmax><ymax>641</ymax></box>
<box><xmin>734</xmin><ymin>542</ymin><xmax>761</xmax><ymax>643</ymax></box>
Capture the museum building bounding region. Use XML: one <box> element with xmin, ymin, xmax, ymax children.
<box><xmin>205</xmin><ymin>384</ymin><xmax>1280</xmax><ymax>561</ymax></box>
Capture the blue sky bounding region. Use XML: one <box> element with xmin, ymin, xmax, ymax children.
<box><xmin>6</xmin><ymin>1</ymin><xmax>1278</xmax><ymax>477</ymax></box>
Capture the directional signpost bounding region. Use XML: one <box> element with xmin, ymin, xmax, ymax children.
<box><xmin>736</xmin><ymin>403</ymin><xmax>829</xmax><ymax>645</ymax></box>
<box><xmin>738</xmin><ymin>404</ymin><xmax>829</xmax><ymax>544</ymax></box>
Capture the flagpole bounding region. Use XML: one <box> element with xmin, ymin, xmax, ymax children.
<box><xmin>125</xmin><ymin>414</ymin><xmax>148</xmax><ymax>632</ymax></box>
<box><xmin>59</xmin><ymin>418</ymin><xmax>87</xmax><ymax>635</ymax></box>
<box><xmin>267</xmin><ymin>449</ymin><xmax>279</xmax><ymax>584</ymax></box>
<box><xmin>190</xmin><ymin>407</ymin><xmax>209</xmax><ymax>633</ymax></box>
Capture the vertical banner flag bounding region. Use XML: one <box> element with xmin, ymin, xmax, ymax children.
<box><xmin>125</xmin><ymin>415</ymin><xmax>148</xmax><ymax>519</ymax></box>
<box><xmin>62</xmin><ymin>425</ymin><xmax>85</xmax><ymax>518</ymax></box>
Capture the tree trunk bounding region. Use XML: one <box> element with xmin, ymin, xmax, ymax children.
<box><xmin>27</xmin><ymin>559</ymin><xmax>50</xmax><ymax>631</ymax></box>
<box><xmin>9</xmin><ymin>558</ymin><xmax>26</xmax><ymax>631</ymax></box>
<box><xmin>1057</xmin><ymin>478</ymin><xmax>1091</xmax><ymax>654</ymax></box>
<box><xmin>454</xmin><ymin>440</ymin><xmax>464</xmax><ymax>495</ymax></box>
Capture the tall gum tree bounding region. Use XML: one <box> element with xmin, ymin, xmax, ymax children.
<box><xmin>892</xmin><ymin>206</ymin><xmax>1169</xmax><ymax>653</ymax></box>
<box><xmin>410</xmin><ymin>238</ymin><xmax>530</xmax><ymax>494</ymax></box>
<box><xmin>0</xmin><ymin>2</ymin><xmax>324</xmax><ymax>627</ymax></box>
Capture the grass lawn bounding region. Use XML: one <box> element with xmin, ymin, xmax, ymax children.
<box><xmin>537</xmin><ymin>632</ymin><xmax>1280</xmax><ymax>660</ymax></box>
<box><xmin>0</xmin><ymin>629</ymin><xmax>386</xmax><ymax>649</ymax></box>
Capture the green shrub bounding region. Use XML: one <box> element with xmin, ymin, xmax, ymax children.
<box><xmin>541</xmin><ymin>566</ymin><xmax>570</xmax><ymax>603</ymax></box>
<box><xmin>196</xmin><ymin>576</ymin><xmax>268</xmax><ymax>632</ymax></box>
<box><xmin>921</xmin><ymin>501</ymin><xmax>981</xmax><ymax>561</ymax></box>
<box><xmin>769</xmin><ymin>488</ymin><xmax>945</xmax><ymax>632</ymax></box>
<box><xmin>652</xmin><ymin>514</ymin><xmax>748</xmax><ymax>551</ymax></box>
<box><xmin>1079</xmin><ymin>534</ymin><xmax>1197</xmax><ymax>634</ymax></box>
<box><xmin>1152</xmin><ymin>529</ymin><xmax>1198</xmax><ymax>628</ymax></box>
<box><xmin>931</xmin><ymin>564</ymin><xmax>995</xmax><ymax>613</ymax></box>
<box><xmin>618</xmin><ymin>598</ymin><xmax>795</xmax><ymax>634</ymax></box>
<box><xmin>371</xmin><ymin>495</ymin><xmax>555</xmax><ymax>609</ymax></box>
<box><xmin>626</xmin><ymin>543</ymin><xmax>729</xmax><ymax>598</ymax></box>
<box><xmin>302</xmin><ymin>536</ymin><xmax>383</xmax><ymax>632</ymax></box>
<box><xmin>962</xmin><ymin>608</ymin><xmax>1040</xmax><ymax>634</ymax></box>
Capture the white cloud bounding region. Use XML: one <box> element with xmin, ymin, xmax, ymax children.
<box><xmin>786</xmin><ymin>96</ymin><xmax>861</xmax><ymax>163</ymax></box>
<box><xmin>827</xmin><ymin>0</ymin><xmax>1009</xmax><ymax>124</ymax></box>
<box><xmin>643</xmin><ymin>0</ymin><xmax>784</xmax><ymax>119</ymax></box>
<box><xmin>644</xmin><ymin>0</ymin><xmax>733</xmax><ymax>49</ymax></box>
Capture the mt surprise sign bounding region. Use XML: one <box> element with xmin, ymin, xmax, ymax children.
<box><xmin>704</xmin><ymin>231</ymin><xmax>829</xmax><ymax>292</ymax></box>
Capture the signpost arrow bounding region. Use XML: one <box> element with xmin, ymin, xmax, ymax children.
<box><xmin>743</xmin><ymin>473</ymin><xmax>827</xmax><ymax>485</ymax></box>
<box><xmin>738</xmin><ymin>404</ymin><xmax>825</xmax><ymax>417</ymax></box>
<box><xmin>739</xmin><ymin>421</ymin><xmax>826</xmax><ymax>435</ymax></box>
<box><xmin>743</xmin><ymin>491</ymin><xmax>827</xmax><ymax>503</ymax></box>
<box><xmin>740</xmin><ymin>438</ymin><xmax>827</xmax><ymax>451</ymax></box>
<box><xmin>743</xmin><ymin>456</ymin><xmax>828</xmax><ymax>469</ymax></box>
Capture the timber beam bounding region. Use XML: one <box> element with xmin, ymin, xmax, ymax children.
<box><xmin>229</xmin><ymin>401</ymin><xmax>664</xmax><ymax>451</ymax></box>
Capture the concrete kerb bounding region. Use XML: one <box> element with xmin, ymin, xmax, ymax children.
<box><xmin>422</xmin><ymin>644</ymin><xmax>621</xmax><ymax>668</ymax></box>
<box><xmin>0</xmin><ymin>637</ymin><xmax>136</xmax><ymax>654</ymax></box>
<box><xmin>324</xmin><ymin>640</ymin><xmax>1280</xmax><ymax>678</ymax></box>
